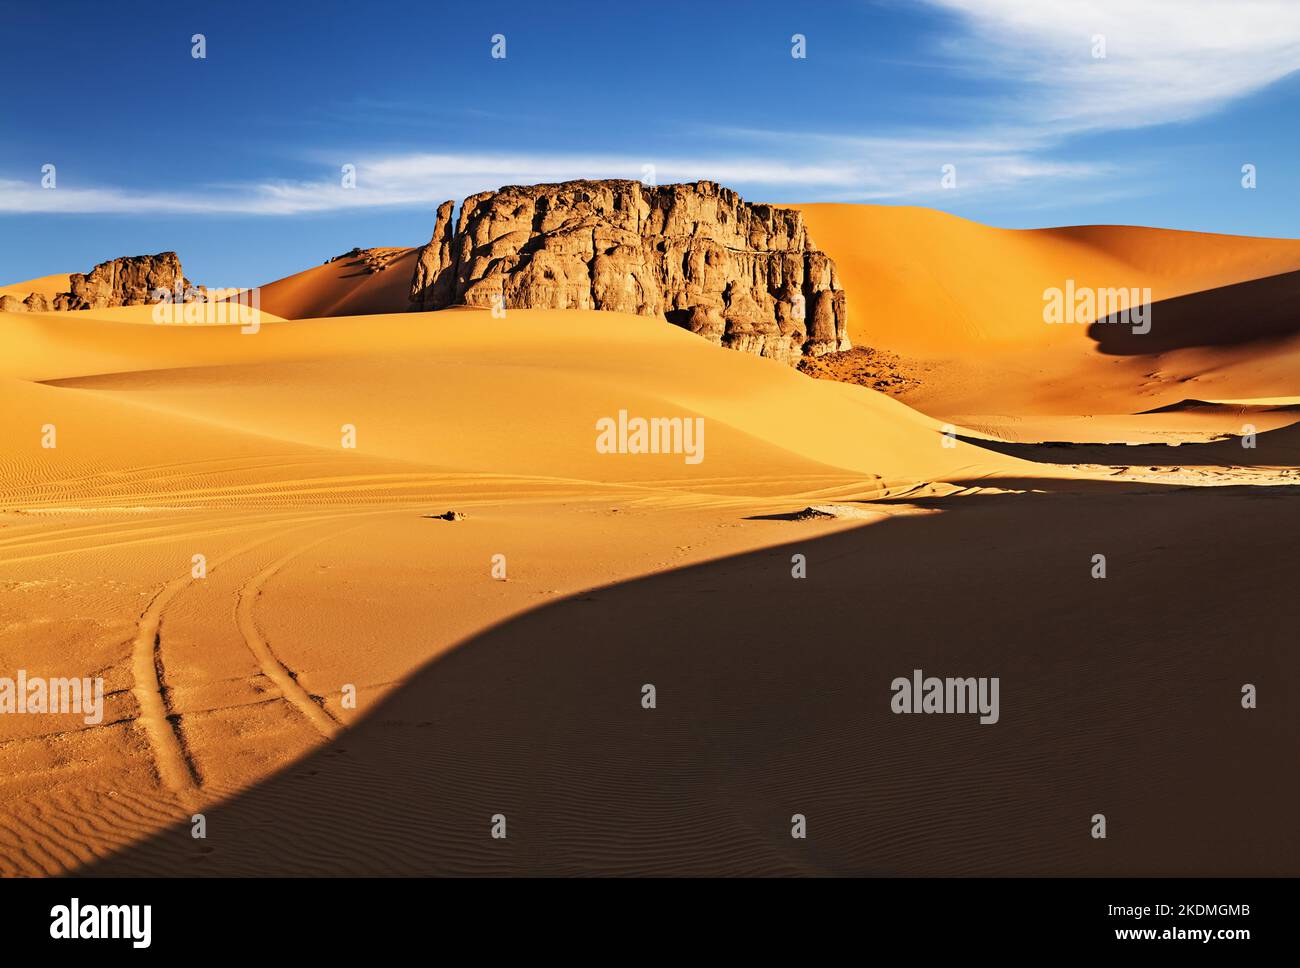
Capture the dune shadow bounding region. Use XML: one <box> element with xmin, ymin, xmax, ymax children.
<box><xmin>956</xmin><ymin>420</ymin><xmax>1300</xmax><ymax>467</ymax></box>
<box><xmin>1138</xmin><ymin>399</ymin><xmax>1300</xmax><ymax>416</ymax></box>
<box><xmin>1088</xmin><ymin>268</ymin><xmax>1300</xmax><ymax>355</ymax></box>
<box><xmin>78</xmin><ymin>480</ymin><xmax>1300</xmax><ymax>876</ymax></box>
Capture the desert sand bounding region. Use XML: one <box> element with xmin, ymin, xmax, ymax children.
<box><xmin>256</xmin><ymin>248</ymin><xmax>418</xmax><ymax>320</ymax></box>
<box><xmin>0</xmin><ymin>274</ymin><xmax>71</xmax><ymax>301</ymax></box>
<box><xmin>1</xmin><ymin>203</ymin><xmax>1296</xmax><ymax>876</ymax></box>
<box><xmin>799</xmin><ymin>204</ymin><xmax>1300</xmax><ymax>449</ymax></box>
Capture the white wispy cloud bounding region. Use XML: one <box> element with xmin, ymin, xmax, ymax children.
<box><xmin>706</xmin><ymin>126</ymin><xmax>1116</xmax><ymax>200</ymax></box>
<box><xmin>925</xmin><ymin>0</ymin><xmax>1300</xmax><ymax>130</ymax></box>
<box><xmin>0</xmin><ymin>156</ymin><xmax>861</xmax><ymax>216</ymax></box>
<box><xmin>0</xmin><ymin>142</ymin><xmax>1110</xmax><ymax>216</ymax></box>
<box><xmin>3</xmin><ymin>2</ymin><xmax>1295</xmax><ymax>217</ymax></box>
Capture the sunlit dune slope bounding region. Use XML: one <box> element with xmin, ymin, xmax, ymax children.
<box><xmin>797</xmin><ymin>204</ymin><xmax>1300</xmax><ymax>353</ymax></box>
<box><xmin>256</xmin><ymin>248</ymin><xmax>417</xmax><ymax>319</ymax></box>
<box><xmin>0</xmin><ymin>304</ymin><xmax>1030</xmax><ymax>507</ymax></box>
<box><xmin>14</xmin><ymin>202</ymin><xmax>1297</xmax><ymax>437</ymax></box>
<box><xmin>796</xmin><ymin>204</ymin><xmax>1300</xmax><ymax>424</ymax></box>
<box><xmin>0</xmin><ymin>273</ymin><xmax>72</xmax><ymax>300</ymax></box>
<box><xmin>238</xmin><ymin>204</ymin><xmax>1300</xmax><ymax>424</ymax></box>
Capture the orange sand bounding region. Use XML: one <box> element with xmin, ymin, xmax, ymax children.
<box><xmin>2</xmin><ymin>203</ymin><xmax>1297</xmax><ymax>875</ymax></box>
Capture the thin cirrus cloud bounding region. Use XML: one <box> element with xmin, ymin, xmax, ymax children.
<box><xmin>703</xmin><ymin>127</ymin><xmax>1117</xmax><ymax>200</ymax></box>
<box><xmin>0</xmin><ymin>157</ymin><xmax>858</xmax><ymax>216</ymax></box>
<box><xmin>0</xmin><ymin>145</ymin><xmax>1109</xmax><ymax>216</ymax></box>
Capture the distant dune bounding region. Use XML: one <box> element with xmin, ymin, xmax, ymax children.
<box><xmin>796</xmin><ymin>205</ymin><xmax>1300</xmax><ymax>352</ymax></box>
<box><xmin>0</xmin><ymin>272</ymin><xmax>71</xmax><ymax>300</ymax></box>
<box><xmin>256</xmin><ymin>247</ymin><xmax>417</xmax><ymax>319</ymax></box>
<box><xmin>1</xmin><ymin>303</ymin><xmax>1022</xmax><ymax>491</ymax></box>
<box><xmin>222</xmin><ymin>204</ymin><xmax>1300</xmax><ymax>430</ymax></box>
<box><xmin>792</xmin><ymin>205</ymin><xmax>1300</xmax><ymax>433</ymax></box>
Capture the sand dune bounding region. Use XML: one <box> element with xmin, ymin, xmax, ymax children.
<box><xmin>234</xmin><ymin>204</ymin><xmax>1300</xmax><ymax>435</ymax></box>
<box><xmin>2</xmin><ymin>201</ymin><xmax>1297</xmax><ymax>877</ymax></box>
<box><xmin>795</xmin><ymin>205</ymin><xmax>1300</xmax><ymax>442</ymax></box>
<box><xmin>1088</xmin><ymin>268</ymin><xmax>1300</xmax><ymax>354</ymax></box>
<box><xmin>0</xmin><ymin>273</ymin><xmax>71</xmax><ymax>300</ymax></box>
<box><xmin>2</xmin><ymin>304</ymin><xmax>1024</xmax><ymax>492</ymax></box>
<box><xmin>797</xmin><ymin>204</ymin><xmax>1300</xmax><ymax>353</ymax></box>
<box><xmin>81</xmin><ymin>481</ymin><xmax>1300</xmax><ymax>876</ymax></box>
<box><xmin>255</xmin><ymin>248</ymin><xmax>417</xmax><ymax>319</ymax></box>
<box><xmin>1140</xmin><ymin>397</ymin><xmax>1300</xmax><ymax>414</ymax></box>
<box><xmin>0</xmin><ymin>294</ymin><xmax>1042</xmax><ymax>875</ymax></box>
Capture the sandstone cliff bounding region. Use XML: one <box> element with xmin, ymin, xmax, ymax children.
<box><xmin>1</xmin><ymin>252</ymin><xmax>194</xmax><ymax>312</ymax></box>
<box><xmin>410</xmin><ymin>180</ymin><xmax>849</xmax><ymax>363</ymax></box>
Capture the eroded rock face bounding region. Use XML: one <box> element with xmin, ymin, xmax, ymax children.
<box><xmin>3</xmin><ymin>253</ymin><xmax>196</xmax><ymax>313</ymax></box>
<box><xmin>410</xmin><ymin>180</ymin><xmax>849</xmax><ymax>363</ymax></box>
<box><xmin>0</xmin><ymin>292</ymin><xmax>57</xmax><ymax>313</ymax></box>
<box><xmin>54</xmin><ymin>252</ymin><xmax>191</xmax><ymax>310</ymax></box>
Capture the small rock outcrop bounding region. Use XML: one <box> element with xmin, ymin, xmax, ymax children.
<box><xmin>0</xmin><ymin>291</ymin><xmax>56</xmax><ymax>313</ymax></box>
<box><xmin>1</xmin><ymin>253</ymin><xmax>196</xmax><ymax>313</ymax></box>
<box><xmin>788</xmin><ymin>505</ymin><xmax>877</xmax><ymax>520</ymax></box>
<box><xmin>55</xmin><ymin>252</ymin><xmax>191</xmax><ymax>310</ymax></box>
<box><xmin>410</xmin><ymin>180</ymin><xmax>849</xmax><ymax>363</ymax></box>
<box><xmin>324</xmin><ymin>247</ymin><xmax>406</xmax><ymax>274</ymax></box>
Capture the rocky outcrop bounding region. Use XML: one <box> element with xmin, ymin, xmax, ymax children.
<box><xmin>0</xmin><ymin>292</ymin><xmax>55</xmax><ymax>313</ymax></box>
<box><xmin>0</xmin><ymin>292</ymin><xmax>52</xmax><ymax>313</ymax></box>
<box><xmin>1</xmin><ymin>252</ymin><xmax>198</xmax><ymax>313</ymax></box>
<box><xmin>324</xmin><ymin>246</ymin><xmax>408</xmax><ymax>274</ymax></box>
<box><xmin>410</xmin><ymin>180</ymin><xmax>849</xmax><ymax>363</ymax></box>
<box><xmin>55</xmin><ymin>252</ymin><xmax>191</xmax><ymax>310</ymax></box>
<box><xmin>411</xmin><ymin>201</ymin><xmax>457</xmax><ymax>310</ymax></box>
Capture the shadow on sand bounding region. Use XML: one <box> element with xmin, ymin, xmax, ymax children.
<box><xmin>1088</xmin><ymin>268</ymin><xmax>1300</xmax><ymax>354</ymax></box>
<box><xmin>81</xmin><ymin>480</ymin><xmax>1299</xmax><ymax>876</ymax></box>
<box><xmin>956</xmin><ymin>420</ymin><xmax>1300</xmax><ymax>468</ymax></box>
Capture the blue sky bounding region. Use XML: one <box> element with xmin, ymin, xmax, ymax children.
<box><xmin>3</xmin><ymin>0</ymin><xmax>1300</xmax><ymax>286</ymax></box>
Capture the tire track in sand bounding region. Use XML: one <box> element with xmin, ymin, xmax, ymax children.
<box><xmin>231</xmin><ymin>528</ymin><xmax>366</xmax><ymax>739</ymax></box>
<box><xmin>129</xmin><ymin>512</ymin><xmax>364</xmax><ymax>806</ymax></box>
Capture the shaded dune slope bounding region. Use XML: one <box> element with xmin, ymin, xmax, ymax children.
<box><xmin>1089</xmin><ymin>267</ymin><xmax>1300</xmax><ymax>354</ymax></box>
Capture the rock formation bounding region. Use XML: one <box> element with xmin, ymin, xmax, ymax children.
<box><xmin>410</xmin><ymin>180</ymin><xmax>849</xmax><ymax>363</ymax></box>
<box><xmin>0</xmin><ymin>252</ymin><xmax>196</xmax><ymax>313</ymax></box>
<box><xmin>324</xmin><ymin>246</ymin><xmax>407</xmax><ymax>274</ymax></box>
<box><xmin>0</xmin><ymin>292</ymin><xmax>56</xmax><ymax>313</ymax></box>
<box><xmin>56</xmin><ymin>252</ymin><xmax>191</xmax><ymax>310</ymax></box>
